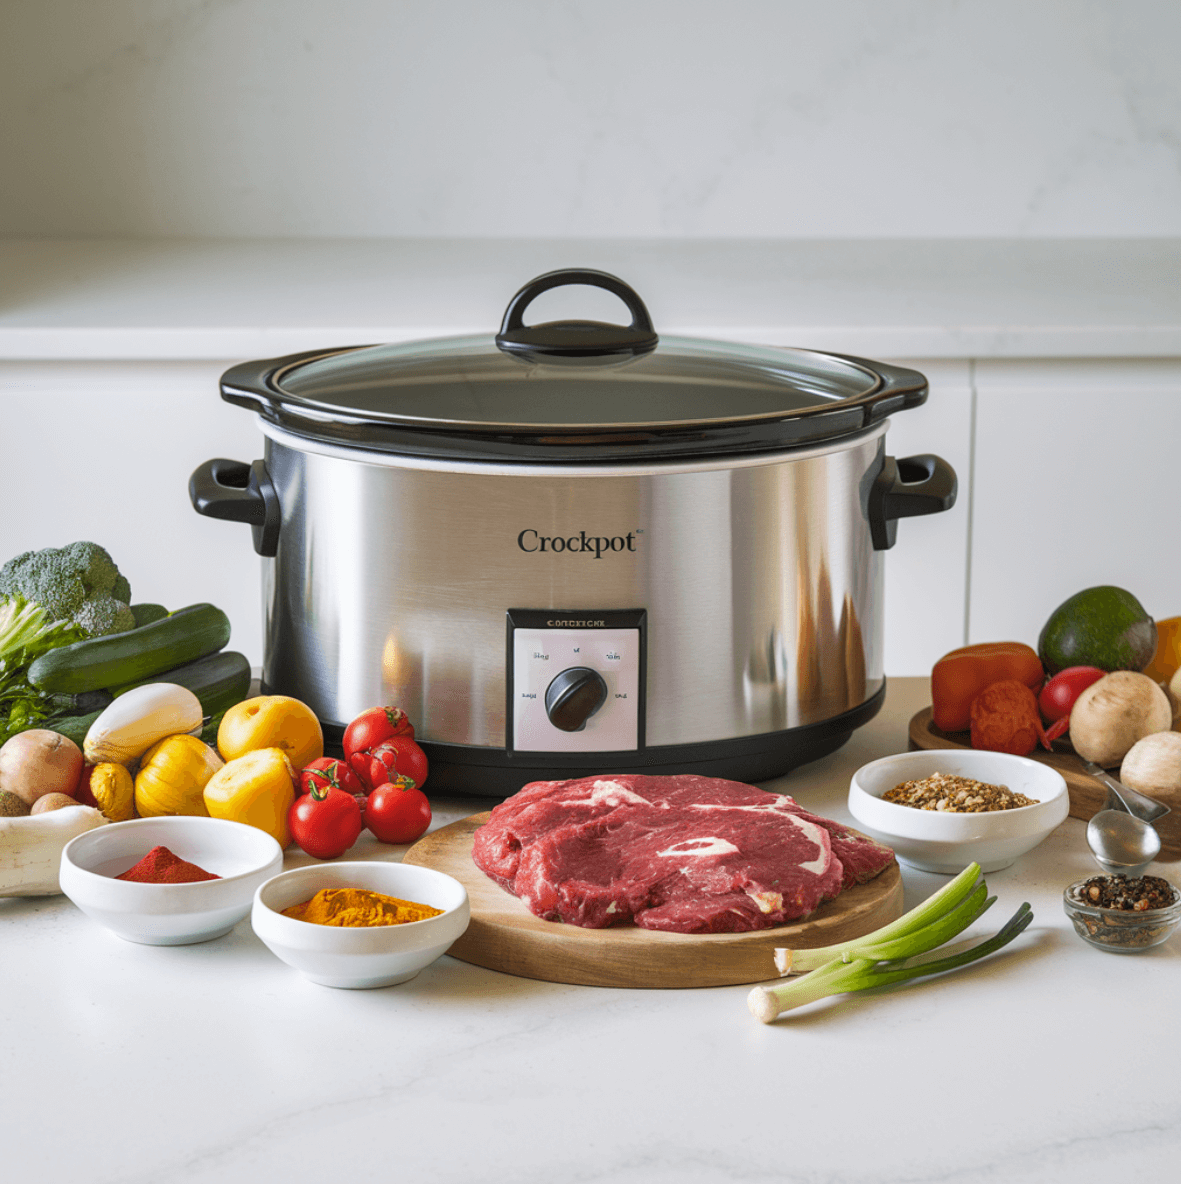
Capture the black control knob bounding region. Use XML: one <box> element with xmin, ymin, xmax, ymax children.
<box><xmin>544</xmin><ymin>666</ymin><xmax>609</xmax><ymax>732</ymax></box>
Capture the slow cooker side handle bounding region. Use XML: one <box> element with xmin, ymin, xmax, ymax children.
<box><xmin>868</xmin><ymin>454</ymin><xmax>957</xmax><ymax>550</ymax></box>
<box><xmin>189</xmin><ymin>459</ymin><xmax>281</xmax><ymax>558</ymax></box>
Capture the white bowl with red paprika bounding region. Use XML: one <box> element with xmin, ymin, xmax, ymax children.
<box><xmin>251</xmin><ymin>860</ymin><xmax>470</xmax><ymax>989</ymax></box>
<box><xmin>59</xmin><ymin>815</ymin><xmax>284</xmax><ymax>945</ymax></box>
<box><xmin>848</xmin><ymin>750</ymin><xmax>1069</xmax><ymax>873</ymax></box>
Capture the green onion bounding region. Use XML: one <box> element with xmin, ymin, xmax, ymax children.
<box><xmin>837</xmin><ymin>883</ymin><xmax>994</xmax><ymax>963</ymax></box>
<box><xmin>748</xmin><ymin>902</ymin><xmax>1034</xmax><ymax>1024</ymax></box>
<box><xmin>775</xmin><ymin>861</ymin><xmax>984</xmax><ymax>975</ymax></box>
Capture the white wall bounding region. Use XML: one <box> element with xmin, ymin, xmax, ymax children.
<box><xmin>2</xmin><ymin>2</ymin><xmax>1178</xmax><ymax>681</ymax></box>
<box><xmin>0</xmin><ymin>360</ymin><xmax>267</xmax><ymax>660</ymax></box>
<box><xmin>2</xmin><ymin>0</ymin><xmax>1179</xmax><ymax>239</ymax></box>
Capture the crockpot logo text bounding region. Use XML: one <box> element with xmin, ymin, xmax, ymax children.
<box><xmin>517</xmin><ymin>530</ymin><xmax>637</xmax><ymax>559</ymax></box>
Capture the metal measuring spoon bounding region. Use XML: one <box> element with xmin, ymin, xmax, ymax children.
<box><xmin>1081</xmin><ymin>763</ymin><xmax>1168</xmax><ymax>877</ymax></box>
<box><xmin>1081</xmin><ymin>761</ymin><xmax>1171</xmax><ymax>824</ymax></box>
<box><xmin>1086</xmin><ymin>808</ymin><xmax>1162</xmax><ymax>878</ymax></box>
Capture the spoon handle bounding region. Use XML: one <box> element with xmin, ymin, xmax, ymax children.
<box><xmin>1082</xmin><ymin>762</ymin><xmax>1170</xmax><ymax>824</ymax></box>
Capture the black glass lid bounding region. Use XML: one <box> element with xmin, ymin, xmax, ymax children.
<box><xmin>220</xmin><ymin>269</ymin><xmax>927</xmax><ymax>462</ymax></box>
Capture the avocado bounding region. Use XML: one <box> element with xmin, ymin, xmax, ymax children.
<box><xmin>1038</xmin><ymin>586</ymin><xmax>1157</xmax><ymax>676</ymax></box>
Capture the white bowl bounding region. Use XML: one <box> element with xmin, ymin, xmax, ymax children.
<box><xmin>251</xmin><ymin>861</ymin><xmax>470</xmax><ymax>989</ymax></box>
<box><xmin>60</xmin><ymin>816</ymin><xmax>284</xmax><ymax>945</ymax></box>
<box><xmin>848</xmin><ymin>749</ymin><xmax>1069</xmax><ymax>873</ymax></box>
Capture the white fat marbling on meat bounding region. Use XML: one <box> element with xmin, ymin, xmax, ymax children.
<box><xmin>784</xmin><ymin>813</ymin><xmax>831</xmax><ymax>874</ymax></box>
<box><xmin>586</xmin><ymin>780</ymin><xmax>651</xmax><ymax>808</ymax></box>
<box><xmin>747</xmin><ymin>890</ymin><xmax>784</xmax><ymax>914</ymax></box>
<box><xmin>655</xmin><ymin>836</ymin><xmax>741</xmax><ymax>859</ymax></box>
<box><xmin>683</xmin><ymin>804</ymin><xmax>831</xmax><ymax>872</ymax></box>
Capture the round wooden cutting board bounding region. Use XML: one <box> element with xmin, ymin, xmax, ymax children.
<box><xmin>908</xmin><ymin>706</ymin><xmax>1181</xmax><ymax>860</ymax></box>
<box><xmin>403</xmin><ymin>813</ymin><xmax>904</xmax><ymax>989</ymax></box>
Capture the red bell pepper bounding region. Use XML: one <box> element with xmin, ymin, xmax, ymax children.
<box><xmin>931</xmin><ymin>642</ymin><xmax>1044</xmax><ymax>733</ymax></box>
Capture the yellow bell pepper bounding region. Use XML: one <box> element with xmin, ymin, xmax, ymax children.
<box><xmin>202</xmin><ymin>747</ymin><xmax>296</xmax><ymax>847</ymax></box>
<box><xmin>1143</xmin><ymin>616</ymin><xmax>1181</xmax><ymax>684</ymax></box>
<box><xmin>134</xmin><ymin>734</ymin><xmax>223</xmax><ymax>818</ymax></box>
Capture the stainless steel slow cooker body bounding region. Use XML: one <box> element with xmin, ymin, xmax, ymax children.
<box><xmin>191</xmin><ymin>269</ymin><xmax>956</xmax><ymax>794</ymax></box>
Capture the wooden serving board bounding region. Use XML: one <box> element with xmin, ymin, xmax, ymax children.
<box><xmin>403</xmin><ymin>813</ymin><xmax>904</xmax><ymax>989</ymax></box>
<box><xmin>908</xmin><ymin>706</ymin><xmax>1181</xmax><ymax>860</ymax></box>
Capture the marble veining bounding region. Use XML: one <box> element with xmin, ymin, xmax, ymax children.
<box><xmin>1</xmin><ymin>1</ymin><xmax>1178</xmax><ymax>238</ymax></box>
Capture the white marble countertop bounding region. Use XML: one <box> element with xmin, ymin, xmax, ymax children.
<box><xmin>5</xmin><ymin>677</ymin><xmax>1178</xmax><ymax>1183</ymax></box>
<box><xmin>2</xmin><ymin>237</ymin><xmax>1179</xmax><ymax>361</ymax></box>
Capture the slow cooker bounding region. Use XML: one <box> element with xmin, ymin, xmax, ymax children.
<box><xmin>191</xmin><ymin>269</ymin><xmax>955</xmax><ymax>794</ymax></box>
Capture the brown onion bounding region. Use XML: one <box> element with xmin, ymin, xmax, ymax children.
<box><xmin>0</xmin><ymin>730</ymin><xmax>83</xmax><ymax>806</ymax></box>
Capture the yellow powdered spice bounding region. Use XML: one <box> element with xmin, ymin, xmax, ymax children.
<box><xmin>282</xmin><ymin>887</ymin><xmax>443</xmax><ymax>927</ymax></box>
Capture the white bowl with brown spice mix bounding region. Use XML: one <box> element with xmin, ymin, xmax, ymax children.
<box><xmin>848</xmin><ymin>750</ymin><xmax>1069</xmax><ymax>873</ymax></box>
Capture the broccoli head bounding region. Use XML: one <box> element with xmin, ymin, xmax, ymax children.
<box><xmin>0</xmin><ymin>542</ymin><xmax>134</xmax><ymax>637</ymax></box>
<box><xmin>74</xmin><ymin>597</ymin><xmax>137</xmax><ymax>637</ymax></box>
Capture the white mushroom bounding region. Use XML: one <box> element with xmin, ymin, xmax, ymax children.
<box><xmin>1069</xmin><ymin>671</ymin><xmax>1172</xmax><ymax>768</ymax></box>
<box><xmin>1120</xmin><ymin>731</ymin><xmax>1181</xmax><ymax>798</ymax></box>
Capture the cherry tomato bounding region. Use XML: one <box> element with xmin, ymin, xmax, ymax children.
<box><xmin>288</xmin><ymin>783</ymin><xmax>364</xmax><ymax>859</ymax></box>
<box><xmin>363</xmin><ymin>775</ymin><xmax>432</xmax><ymax>845</ymax></box>
<box><xmin>1039</xmin><ymin>666</ymin><xmax>1106</xmax><ymax>723</ymax></box>
<box><xmin>351</xmin><ymin>737</ymin><xmax>429</xmax><ymax>792</ymax></box>
<box><xmin>343</xmin><ymin>706</ymin><xmax>415</xmax><ymax>763</ymax></box>
<box><xmin>298</xmin><ymin>757</ymin><xmax>363</xmax><ymax>797</ymax></box>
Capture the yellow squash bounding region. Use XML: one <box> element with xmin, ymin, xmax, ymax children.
<box><xmin>202</xmin><ymin>747</ymin><xmax>296</xmax><ymax>847</ymax></box>
<box><xmin>85</xmin><ymin>683</ymin><xmax>204</xmax><ymax>766</ymax></box>
<box><xmin>134</xmin><ymin>734</ymin><xmax>224</xmax><ymax>818</ymax></box>
<box><xmin>89</xmin><ymin>763</ymin><xmax>136</xmax><ymax>822</ymax></box>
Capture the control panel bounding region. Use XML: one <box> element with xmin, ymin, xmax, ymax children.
<box><xmin>506</xmin><ymin>609</ymin><xmax>646</xmax><ymax>754</ymax></box>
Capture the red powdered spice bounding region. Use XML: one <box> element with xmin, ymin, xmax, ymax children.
<box><xmin>116</xmin><ymin>845</ymin><xmax>220</xmax><ymax>884</ymax></box>
<box><xmin>969</xmin><ymin>680</ymin><xmax>1051</xmax><ymax>756</ymax></box>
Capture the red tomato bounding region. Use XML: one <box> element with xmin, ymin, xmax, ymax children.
<box><xmin>288</xmin><ymin>784</ymin><xmax>364</xmax><ymax>859</ymax></box>
<box><xmin>1039</xmin><ymin>666</ymin><xmax>1106</xmax><ymax>722</ymax></box>
<box><xmin>298</xmin><ymin>757</ymin><xmax>363</xmax><ymax>797</ymax></box>
<box><xmin>343</xmin><ymin>706</ymin><xmax>415</xmax><ymax>762</ymax></box>
<box><xmin>363</xmin><ymin>776</ymin><xmax>432</xmax><ymax>845</ymax></box>
<box><xmin>73</xmin><ymin>763</ymin><xmax>95</xmax><ymax>805</ymax></box>
<box><xmin>351</xmin><ymin>737</ymin><xmax>429</xmax><ymax>792</ymax></box>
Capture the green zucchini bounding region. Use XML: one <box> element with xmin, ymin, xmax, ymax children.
<box><xmin>111</xmin><ymin>650</ymin><xmax>253</xmax><ymax>717</ymax></box>
<box><xmin>130</xmin><ymin>603</ymin><xmax>170</xmax><ymax>628</ymax></box>
<box><xmin>46</xmin><ymin>689</ymin><xmax>113</xmax><ymax>715</ymax></box>
<box><xmin>28</xmin><ymin>603</ymin><xmax>232</xmax><ymax>694</ymax></box>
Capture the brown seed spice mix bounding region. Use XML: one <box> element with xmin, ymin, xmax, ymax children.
<box><xmin>883</xmin><ymin>771</ymin><xmax>1038</xmax><ymax>813</ymax></box>
<box><xmin>1079</xmin><ymin>874</ymin><xmax>1177</xmax><ymax>912</ymax></box>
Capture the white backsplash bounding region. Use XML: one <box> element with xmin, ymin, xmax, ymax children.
<box><xmin>1</xmin><ymin>0</ymin><xmax>1178</xmax><ymax>238</ymax></box>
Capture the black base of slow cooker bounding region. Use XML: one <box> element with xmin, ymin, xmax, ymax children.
<box><xmin>321</xmin><ymin>680</ymin><xmax>886</xmax><ymax>799</ymax></box>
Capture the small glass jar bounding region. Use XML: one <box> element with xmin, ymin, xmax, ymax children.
<box><xmin>1063</xmin><ymin>877</ymin><xmax>1181</xmax><ymax>954</ymax></box>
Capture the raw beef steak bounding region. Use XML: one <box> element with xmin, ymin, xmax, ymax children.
<box><xmin>471</xmin><ymin>774</ymin><xmax>894</xmax><ymax>933</ymax></box>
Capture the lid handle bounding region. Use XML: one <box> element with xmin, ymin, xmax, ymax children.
<box><xmin>495</xmin><ymin>269</ymin><xmax>659</xmax><ymax>360</ymax></box>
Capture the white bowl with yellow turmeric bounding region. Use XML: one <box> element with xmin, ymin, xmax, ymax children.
<box><xmin>251</xmin><ymin>861</ymin><xmax>470</xmax><ymax>988</ymax></box>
